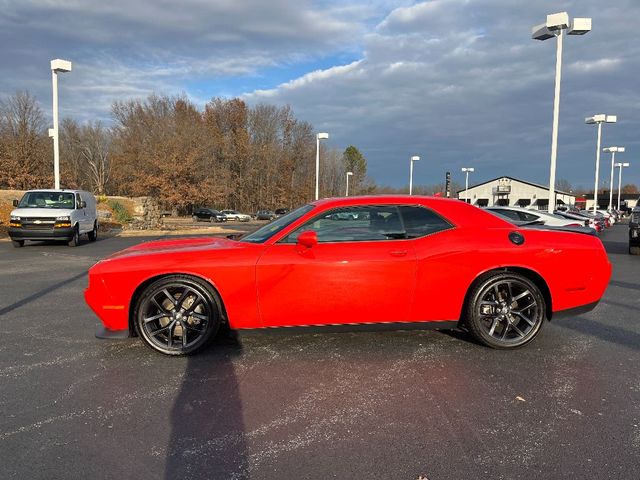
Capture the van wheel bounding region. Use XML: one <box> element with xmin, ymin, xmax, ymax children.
<box><xmin>88</xmin><ymin>221</ymin><xmax>98</xmax><ymax>241</ymax></box>
<box><xmin>12</xmin><ymin>240</ymin><xmax>24</xmax><ymax>248</ymax></box>
<box><xmin>68</xmin><ymin>226</ymin><xmax>80</xmax><ymax>247</ymax></box>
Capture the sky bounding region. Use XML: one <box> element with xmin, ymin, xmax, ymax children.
<box><xmin>1</xmin><ymin>0</ymin><xmax>639</xmax><ymax>190</ymax></box>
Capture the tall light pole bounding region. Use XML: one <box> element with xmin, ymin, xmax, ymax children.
<box><xmin>50</xmin><ymin>59</ymin><xmax>72</xmax><ymax>190</ymax></box>
<box><xmin>615</xmin><ymin>162</ymin><xmax>630</xmax><ymax>211</ymax></box>
<box><xmin>532</xmin><ymin>13</ymin><xmax>591</xmax><ymax>212</ymax></box>
<box><xmin>345</xmin><ymin>171</ymin><xmax>353</xmax><ymax>196</ymax></box>
<box><xmin>586</xmin><ymin>114</ymin><xmax>617</xmax><ymax>212</ymax></box>
<box><xmin>603</xmin><ymin>146</ymin><xmax>625</xmax><ymax>210</ymax></box>
<box><xmin>409</xmin><ymin>155</ymin><xmax>420</xmax><ymax>195</ymax></box>
<box><xmin>461</xmin><ymin>167</ymin><xmax>474</xmax><ymax>203</ymax></box>
<box><xmin>315</xmin><ymin>132</ymin><xmax>329</xmax><ymax>200</ymax></box>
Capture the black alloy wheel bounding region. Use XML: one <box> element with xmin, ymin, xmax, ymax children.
<box><xmin>68</xmin><ymin>225</ymin><xmax>80</xmax><ymax>247</ymax></box>
<box><xmin>465</xmin><ymin>272</ymin><xmax>546</xmax><ymax>349</ymax></box>
<box><xmin>88</xmin><ymin>221</ymin><xmax>98</xmax><ymax>241</ymax></box>
<box><xmin>135</xmin><ymin>275</ymin><xmax>220</xmax><ymax>355</ymax></box>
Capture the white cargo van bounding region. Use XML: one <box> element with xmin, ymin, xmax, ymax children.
<box><xmin>9</xmin><ymin>189</ymin><xmax>98</xmax><ymax>247</ymax></box>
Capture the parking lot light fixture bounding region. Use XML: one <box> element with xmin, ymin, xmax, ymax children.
<box><xmin>461</xmin><ymin>167</ymin><xmax>475</xmax><ymax>203</ymax></box>
<box><xmin>604</xmin><ymin>146</ymin><xmax>625</xmax><ymax>210</ymax></box>
<box><xmin>532</xmin><ymin>12</ymin><xmax>591</xmax><ymax>212</ymax></box>
<box><xmin>586</xmin><ymin>114</ymin><xmax>617</xmax><ymax>212</ymax></box>
<box><xmin>409</xmin><ymin>156</ymin><xmax>420</xmax><ymax>195</ymax></box>
<box><xmin>615</xmin><ymin>162</ymin><xmax>630</xmax><ymax>210</ymax></box>
<box><xmin>50</xmin><ymin>59</ymin><xmax>72</xmax><ymax>190</ymax></box>
<box><xmin>315</xmin><ymin>132</ymin><xmax>329</xmax><ymax>200</ymax></box>
<box><xmin>345</xmin><ymin>171</ymin><xmax>353</xmax><ymax>196</ymax></box>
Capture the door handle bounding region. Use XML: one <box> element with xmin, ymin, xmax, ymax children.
<box><xmin>389</xmin><ymin>250</ymin><xmax>408</xmax><ymax>257</ymax></box>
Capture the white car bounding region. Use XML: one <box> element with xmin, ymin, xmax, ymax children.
<box><xmin>8</xmin><ymin>189</ymin><xmax>98</xmax><ymax>247</ymax></box>
<box><xmin>221</xmin><ymin>209</ymin><xmax>251</xmax><ymax>222</ymax></box>
<box><xmin>485</xmin><ymin>206</ymin><xmax>582</xmax><ymax>227</ymax></box>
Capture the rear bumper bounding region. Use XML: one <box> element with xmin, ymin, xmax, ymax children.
<box><xmin>9</xmin><ymin>226</ymin><xmax>74</xmax><ymax>241</ymax></box>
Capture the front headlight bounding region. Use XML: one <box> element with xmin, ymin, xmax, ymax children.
<box><xmin>56</xmin><ymin>216</ymin><xmax>70</xmax><ymax>221</ymax></box>
<box><xmin>10</xmin><ymin>215</ymin><xmax>20</xmax><ymax>221</ymax></box>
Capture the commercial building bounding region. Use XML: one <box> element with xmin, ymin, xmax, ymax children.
<box><xmin>456</xmin><ymin>176</ymin><xmax>575</xmax><ymax>210</ymax></box>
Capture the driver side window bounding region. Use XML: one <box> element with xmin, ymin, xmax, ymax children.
<box><xmin>281</xmin><ymin>206</ymin><xmax>405</xmax><ymax>243</ymax></box>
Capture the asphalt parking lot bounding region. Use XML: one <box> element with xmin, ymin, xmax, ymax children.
<box><xmin>0</xmin><ymin>225</ymin><xmax>638</xmax><ymax>479</ymax></box>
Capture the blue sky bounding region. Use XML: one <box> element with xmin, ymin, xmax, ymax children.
<box><xmin>1</xmin><ymin>0</ymin><xmax>638</xmax><ymax>190</ymax></box>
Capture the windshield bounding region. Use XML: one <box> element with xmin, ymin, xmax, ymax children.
<box><xmin>241</xmin><ymin>204</ymin><xmax>314</xmax><ymax>243</ymax></box>
<box><xmin>18</xmin><ymin>191</ymin><xmax>75</xmax><ymax>209</ymax></box>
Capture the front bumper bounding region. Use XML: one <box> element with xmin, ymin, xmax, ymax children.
<box><xmin>9</xmin><ymin>226</ymin><xmax>75</xmax><ymax>241</ymax></box>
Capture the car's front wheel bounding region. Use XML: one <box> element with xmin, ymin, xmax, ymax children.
<box><xmin>464</xmin><ymin>272</ymin><xmax>546</xmax><ymax>349</ymax></box>
<box><xmin>68</xmin><ymin>225</ymin><xmax>80</xmax><ymax>247</ymax></box>
<box><xmin>134</xmin><ymin>275</ymin><xmax>220</xmax><ymax>355</ymax></box>
<box><xmin>630</xmin><ymin>245</ymin><xmax>640</xmax><ymax>255</ymax></box>
<box><xmin>88</xmin><ymin>221</ymin><xmax>98</xmax><ymax>241</ymax></box>
<box><xmin>12</xmin><ymin>240</ymin><xmax>24</xmax><ymax>248</ymax></box>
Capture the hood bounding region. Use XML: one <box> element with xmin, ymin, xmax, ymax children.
<box><xmin>104</xmin><ymin>236</ymin><xmax>244</xmax><ymax>260</ymax></box>
<box><xmin>11</xmin><ymin>207</ymin><xmax>74</xmax><ymax>217</ymax></box>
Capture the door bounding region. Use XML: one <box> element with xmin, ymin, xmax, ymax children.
<box><xmin>256</xmin><ymin>205</ymin><xmax>417</xmax><ymax>327</ymax></box>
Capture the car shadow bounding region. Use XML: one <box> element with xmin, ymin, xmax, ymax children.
<box><xmin>554</xmin><ymin>315</ymin><xmax>640</xmax><ymax>352</ymax></box>
<box><xmin>164</xmin><ymin>330</ymin><xmax>248</xmax><ymax>480</ymax></box>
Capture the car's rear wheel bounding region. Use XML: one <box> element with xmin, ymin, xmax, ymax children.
<box><xmin>464</xmin><ymin>272</ymin><xmax>546</xmax><ymax>349</ymax></box>
<box><xmin>134</xmin><ymin>275</ymin><xmax>220</xmax><ymax>355</ymax></box>
<box><xmin>12</xmin><ymin>240</ymin><xmax>24</xmax><ymax>248</ymax></box>
<box><xmin>192</xmin><ymin>215</ymin><xmax>198</xmax><ymax>222</ymax></box>
<box><xmin>630</xmin><ymin>246</ymin><xmax>640</xmax><ymax>255</ymax></box>
<box><xmin>68</xmin><ymin>225</ymin><xmax>80</xmax><ymax>247</ymax></box>
<box><xmin>88</xmin><ymin>221</ymin><xmax>98</xmax><ymax>241</ymax></box>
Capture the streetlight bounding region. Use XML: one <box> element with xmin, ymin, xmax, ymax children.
<box><xmin>532</xmin><ymin>12</ymin><xmax>591</xmax><ymax>211</ymax></box>
<box><xmin>586</xmin><ymin>114</ymin><xmax>617</xmax><ymax>212</ymax></box>
<box><xmin>50</xmin><ymin>58</ymin><xmax>72</xmax><ymax>190</ymax></box>
<box><xmin>315</xmin><ymin>132</ymin><xmax>329</xmax><ymax>200</ymax></box>
<box><xmin>409</xmin><ymin>155</ymin><xmax>420</xmax><ymax>195</ymax></box>
<box><xmin>603</xmin><ymin>146</ymin><xmax>625</xmax><ymax>210</ymax></box>
<box><xmin>345</xmin><ymin>171</ymin><xmax>353</xmax><ymax>196</ymax></box>
<box><xmin>615</xmin><ymin>162</ymin><xmax>630</xmax><ymax>210</ymax></box>
<box><xmin>461</xmin><ymin>167</ymin><xmax>474</xmax><ymax>203</ymax></box>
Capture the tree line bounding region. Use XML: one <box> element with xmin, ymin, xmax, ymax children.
<box><xmin>0</xmin><ymin>91</ymin><xmax>376</xmax><ymax>213</ymax></box>
<box><xmin>2</xmin><ymin>90</ymin><xmax>635</xmax><ymax>212</ymax></box>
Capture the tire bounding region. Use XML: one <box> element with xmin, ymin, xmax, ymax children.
<box><xmin>630</xmin><ymin>246</ymin><xmax>640</xmax><ymax>255</ymax></box>
<box><xmin>192</xmin><ymin>215</ymin><xmax>198</xmax><ymax>222</ymax></box>
<box><xmin>88</xmin><ymin>221</ymin><xmax>98</xmax><ymax>242</ymax></box>
<box><xmin>464</xmin><ymin>272</ymin><xmax>546</xmax><ymax>349</ymax></box>
<box><xmin>134</xmin><ymin>275</ymin><xmax>221</xmax><ymax>355</ymax></box>
<box><xmin>209</xmin><ymin>216</ymin><xmax>215</xmax><ymax>223</ymax></box>
<box><xmin>12</xmin><ymin>240</ymin><xmax>24</xmax><ymax>248</ymax></box>
<box><xmin>68</xmin><ymin>225</ymin><xmax>80</xmax><ymax>247</ymax></box>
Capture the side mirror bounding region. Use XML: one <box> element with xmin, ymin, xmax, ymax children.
<box><xmin>12</xmin><ymin>199</ymin><xmax>19</xmax><ymax>207</ymax></box>
<box><xmin>79</xmin><ymin>200</ymin><xmax>87</xmax><ymax>208</ymax></box>
<box><xmin>297</xmin><ymin>230</ymin><xmax>318</xmax><ymax>248</ymax></box>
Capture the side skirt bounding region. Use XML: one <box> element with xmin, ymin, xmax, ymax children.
<box><xmin>237</xmin><ymin>320</ymin><xmax>459</xmax><ymax>336</ymax></box>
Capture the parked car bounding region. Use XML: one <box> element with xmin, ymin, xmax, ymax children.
<box><xmin>9</xmin><ymin>189</ymin><xmax>98</xmax><ymax>247</ymax></box>
<box><xmin>192</xmin><ymin>208</ymin><xmax>226</xmax><ymax>223</ymax></box>
<box><xmin>221</xmin><ymin>210</ymin><xmax>251</xmax><ymax>222</ymax></box>
<box><xmin>485</xmin><ymin>206</ymin><xmax>581</xmax><ymax>227</ymax></box>
<box><xmin>274</xmin><ymin>208</ymin><xmax>289</xmax><ymax>217</ymax></box>
<box><xmin>629</xmin><ymin>206</ymin><xmax>640</xmax><ymax>255</ymax></box>
<box><xmin>85</xmin><ymin>195</ymin><xmax>611</xmax><ymax>355</ymax></box>
<box><xmin>256</xmin><ymin>210</ymin><xmax>277</xmax><ymax>220</ymax></box>
<box><xmin>555</xmin><ymin>211</ymin><xmax>601</xmax><ymax>232</ymax></box>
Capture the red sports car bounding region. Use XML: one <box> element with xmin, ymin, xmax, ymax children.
<box><xmin>85</xmin><ymin>196</ymin><xmax>611</xmax><ymax>355</ymax></box>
